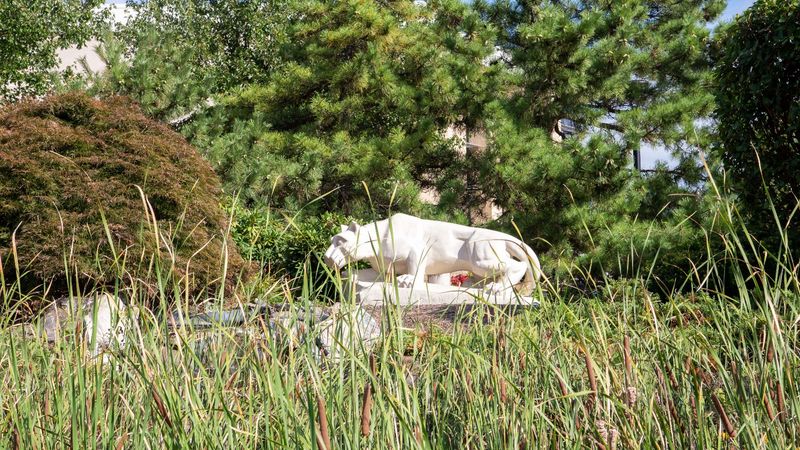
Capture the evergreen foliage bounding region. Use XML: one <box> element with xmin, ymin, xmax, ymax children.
<box><xmin>0</xmin><ymin>93</ymin><xmax>248</xmax><ymax>316</ymax></box>
<box><xmin>89</xmin><ymin>0</ymin><xmax>729</xmax><ymax>289</ymax></box>
<box><xmin>472</xmin><ymin>0</ymin><xmax>724</xmax><ymax>284</ymax></box>
<box><xmin>715</xmin><ymin>0</ymin><xmax>800</xmax><ymax>248</ymax></box>
<box><xmin>80</xmin><ymin>29</ymin><xmax>211</xmax><ymax>124</ymax></box>
<box><xmin>186</xmin><ymin>0</ymin><xmax>498</xmax><ymax>214</ymax></box>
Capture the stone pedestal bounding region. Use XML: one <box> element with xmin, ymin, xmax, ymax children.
<box><xmin>345</xmin><ymin>269</ymin><xmax>539</xmax><ymax>307</ymax></box>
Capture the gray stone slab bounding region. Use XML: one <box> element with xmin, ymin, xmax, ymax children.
<box><xmin>352</xmin><ymin>281</ymin><xmax>539</xmax><ymax>307</ymax></box>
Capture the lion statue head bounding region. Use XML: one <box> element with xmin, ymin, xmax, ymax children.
<box><xmin>323</xmin><ymin>221</ymin><xmax>362</xmax><ymax>269</ymax></box>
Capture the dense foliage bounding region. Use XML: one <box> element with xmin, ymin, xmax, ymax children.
<box><xmin>124</xmin><ymin>0</ymin><xmax>290</xmax><ymax>93</ymax></box>
<box><xmin>0</xmin><ymin>0</ymin><xmax>107</xmax><ymax>102</ymax></box>
<box><xmin>80</xmin><ymin>0</ymin><xmax>729</xmax><ymax>290</ymax></box>
<box><xmin>185</xmin><ymin>0</ymin><xmax>497</xmax><ymax>214</ymax></box>
<box><xmin>230</xmin><ymin>206</ymin><xmax>354</xmax><ymax>291</ymax></box>
<box><xmin>469</xmin><ymin>0</ymin><xmax>724</xmax><ymax>284</ymax></box>
<box><xmin>715</xmin><ymin>0</ymin><xmax>800</xmax><ymax>248</ymax></box>
<box><xmin>0</xmin><ymin>93</ymin><xmax>248</xmax><ymax>316</ymax></box>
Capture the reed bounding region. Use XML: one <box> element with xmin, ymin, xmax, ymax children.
<box><xmin>1</xmin><ymin>176</ymin><xmax>798</xmax><ymax>449</ymax></box>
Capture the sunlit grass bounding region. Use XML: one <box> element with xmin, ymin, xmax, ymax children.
<box><xmin>2</xmin><ymin>284</ymin><xmax>798</xmax><ymax>448</ymax></box>
<box><xmin>1</xmin><ymin>181</ymin><xmax>798</xmax><ymax>449</ymax></box>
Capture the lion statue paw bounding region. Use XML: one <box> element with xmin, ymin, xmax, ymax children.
<box><xmin>396</xmin><ymin>274</ymin><xmax>418</xmax><ymax>288</ymax></box>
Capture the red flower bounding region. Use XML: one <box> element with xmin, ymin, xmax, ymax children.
<box><xmin>451</xmin><ymin>273</ymin><xmax>470</xmax><ymax>286</ymax></box>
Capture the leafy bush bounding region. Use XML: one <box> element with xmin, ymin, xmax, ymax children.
<box><xmin>715</xmin><ymin>0</ymin><xmax>800</xmax><ymax>248</ymax></box>
<box><xmin>121</xmin><ymin>0</ymin><xmax>289</xmax><ymax>94</ymax></box>
<box><xmin>0</xmin><ymin>93</ymin><xmax>249</xmax><ymax>317</ymax></box>
<box><xmin>0</xmin><ymin>0</ymin><xmax>106</xmax><ymax>102</ymax></box>
<box><xmin>230</xmin><ymin>206</ymin><xmax>355</xmax><ymax>296</ymax></box>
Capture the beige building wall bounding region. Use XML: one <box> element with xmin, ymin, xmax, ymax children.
<box><xmin>57</xmin><ymin>40</ymin><xmax>106</xmax><ymax>74</ymax></box>
<box><xmin>55</xmin><ymin>5</ymin><xmax>132</xmax><ymax>75</ymax></box>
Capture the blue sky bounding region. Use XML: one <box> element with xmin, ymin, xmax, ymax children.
<box><xmin>719</xmin><ymin>0</ymin><xmax>756</xmax><ymax>22</ymax></box>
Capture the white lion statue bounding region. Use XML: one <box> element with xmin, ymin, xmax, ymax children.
<box><xmin>324</xmin><ymin>213</ymin><xmax>542</xmax><ymax>293</ymax></box>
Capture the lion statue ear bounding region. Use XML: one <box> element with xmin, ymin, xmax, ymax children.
<box><xmin>340</xmin><ymin>221</ymin><xmax>360</xmax><ymax>234</ymax></box>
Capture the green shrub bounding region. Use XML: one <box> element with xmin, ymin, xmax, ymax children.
<box><xmin>0</xmin><ymin>93</ymin><xmax>249</xmax><ymax>317</ymax></box>
<box><xmin>715</xmin><ymin>0</ymin><xmax>800</xmax><ymax>248</ymax></box>
<box><xmin>230</xmin><ymin>205</ymin><xmax>354</xmax><ymax>297</ymax></box>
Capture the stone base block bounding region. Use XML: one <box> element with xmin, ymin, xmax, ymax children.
<box><xmin>353</xmin><ymin>282</ymin><xmax>539</xmax><ymax>307</ymax></box>
<box><xmin>345</xmin><ymin>269</ymin><xmax>539</xmax><ymax>307</ymax></box>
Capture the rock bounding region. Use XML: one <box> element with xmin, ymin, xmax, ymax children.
<box><xmin>362</xmin><ymin>303</ymin><xmax>531</xmax><ymax>334</ymax></box>
<box><xmin>180</xmin><ymin>327</ymin><xmax>266</xmax><ymax>376</ymax></box>
<box><xmin>269</xmin><ymin>303</ymin><xmax>381</xmax><ymax>362</ymax></box>
<box><xmin>83</xmin><ymin>293</ymin><xmax>133</xmax><ymax>356</ymax></box>
<box><xmin>39</xmin><ymin>293</ymin><xmax>136</xmax><ymax>358</ymax></box>
<box><xmin>169</xmin><ymin>302</ymin><xmax>382</xmax><ymax>365</ymax></box>
<box><xmin>40</xmin><ymin>298</ymin><xmax>72</xmax><ymax>343</ymax></box>
<box><xmin>268</xmin><ymin>306</ymin><xmax>329</xmax><ymax>350</ymax></box>
<box><xmin>311</xmin><ymin>304</ymin><xmax>381</xmax><ymax>361</ymax></box>
<box><xmin>168</xmin><ymin>302</ymin><xmax>270</xmax><ymax>329</ymax></box>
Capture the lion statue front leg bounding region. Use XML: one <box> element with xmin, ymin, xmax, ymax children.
<box><xmin>394</xmin><ymin>249</ymin><xmax>428</xmax><ymax>289</ymax></box>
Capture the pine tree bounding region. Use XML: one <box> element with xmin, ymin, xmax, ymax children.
<box><xmin>186</xmin><ymin>0</ymin><xmax>498</xmax><ymax>215</ymax></box>
<box><xmin>93</xmin><ymin>0</ymin><xmax>727</xmax><ymax>289</ymax></box>
<box><xmin>473</xmin><ymin>0</ymin><xmax>724</xmax><ymax>283</ymax></box>
<box><xmin>79</xmin><ymin>29</ymin><xmax>211</xmax><ymax>124</ymax></box>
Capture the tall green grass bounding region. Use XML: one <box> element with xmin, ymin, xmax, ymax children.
<box><xmin>1</xmin><ymin>180</ymin><xmax>798</xmax><ymax>449</ymax></box>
